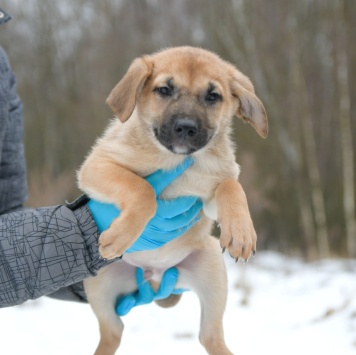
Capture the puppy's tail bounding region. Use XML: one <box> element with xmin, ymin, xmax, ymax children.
<box><xmin>155</xmin><ymin>294</ymin><xmax>182</xmax><ymax>308</ymax></box>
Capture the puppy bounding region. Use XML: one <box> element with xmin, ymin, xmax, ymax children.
<box><xmin>78</xmin><ymin>46</ymin><xmax>268</xmax><ymax>355</ymax></box>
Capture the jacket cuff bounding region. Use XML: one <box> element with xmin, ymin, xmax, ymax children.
<box><xmin>66</xmin><ymin>195</ymin><xmax>122</xmax><ymax>275</ymax></box>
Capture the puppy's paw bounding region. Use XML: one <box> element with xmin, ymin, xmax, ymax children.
<box><xmin>219</xmin><ymin>214</ymin><xmax>257</xmax><ymax>261</ymax></box>
<box><xmin>98</xmin><ymin>203</ymin><xmax>156</xmax><ymax>259</ymax></box>
<box><xmin>98</xmin><ymin>229</ymin><xmax>132</xmax><ymax>259</ymax></box>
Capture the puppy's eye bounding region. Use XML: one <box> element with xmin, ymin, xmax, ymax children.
<box><xmin>155</xmin><ymin>86</ymin><xmax>172</xmax><ymax>97</ymax></box>
<box><xmin>205</xmin><ymin>92</ymin><xmax>222</xmax><ymax>103</ymax></box>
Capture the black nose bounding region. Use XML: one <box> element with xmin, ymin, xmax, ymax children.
<box><xmin>173</xmin><ymin>118</ymin><xmax>198</xmax><ymax>139</ymax></box>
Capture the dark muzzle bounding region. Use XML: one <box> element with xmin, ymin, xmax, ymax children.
<box><xmin>154</xmin><ymin>114</ymin><xmax>214</xmax><ymax>154</ymax></box>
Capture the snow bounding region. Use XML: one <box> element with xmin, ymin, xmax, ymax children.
<box><xmin>0</xmin><ymin>251</ymin><xmax>355</xmax><ymax>355</ymax></box>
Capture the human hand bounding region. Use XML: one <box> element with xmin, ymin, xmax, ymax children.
<box><xmin>116</xmin><ymin>267</ymin><xmax>188</xmax><ymax>316</ymax></box>
<box><xmin>87</xmin><ymin>157</ymin><xmax>202</xmax><ymax>253</ymax></box>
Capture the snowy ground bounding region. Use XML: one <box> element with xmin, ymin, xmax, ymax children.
<box><xmin>0</xmin><ymin>251</ymin><xmax>355</xmax><ymax>355</ymax></box>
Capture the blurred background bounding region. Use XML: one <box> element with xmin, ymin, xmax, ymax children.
<box><xmin>0</xmin><ymin>0</ymin><xmax>355</xmax><ymax>260</ymax></box>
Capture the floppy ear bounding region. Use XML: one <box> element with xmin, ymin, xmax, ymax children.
<box><xmin>231</xmin><ymin>71</ymin><xmax>268</xmax><ymax>138</ymax></box>
<box><xmin>106</xmin><ymin>57</ymin><xmax>153</xmax><ymax>122</ymax></box>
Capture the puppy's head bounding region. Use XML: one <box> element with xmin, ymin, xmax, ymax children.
<box><xmin>107</xmin><ymin>47</ymin><xmax>268</xmax><ymax>154</ymax></box>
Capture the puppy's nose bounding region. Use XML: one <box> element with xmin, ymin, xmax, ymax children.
<box><xmin>173</xmin><ymin>118</ymin><xmax>198</xmax><ymax>139</ymax></box>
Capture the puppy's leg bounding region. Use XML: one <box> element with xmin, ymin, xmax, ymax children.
<box><xmin>176</xmin><ymin>237</ymin><xmax>233</xmax><ymax>355</ymax></box>
<box><xmin>84</xmin><ymin>262</ymin><xmax>137</xmax><ymax>355</ymax></box>
<box><xmin>216</xmin><ymin>179</ymin><xmax>257</xmax><ymax>261</ymax></box>
<box><xmin>95</xmin><ymin>317</ymin><xmax>123</xmax><ymax>355</ymax></box>
<box><xmin>78</xmin><ymin>156</ymin><xmax>157</xmax><ymax>259</ymax></box>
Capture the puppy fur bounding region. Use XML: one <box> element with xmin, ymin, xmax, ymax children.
<box><xmin>78</xmin><ymin>46</ymin><xmax>268</xmax><ymax>355</ymax></box>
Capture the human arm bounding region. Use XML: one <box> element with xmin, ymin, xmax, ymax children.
<box><xmin>0</xmin><ymin>196</ymin><xmax>115</xmax><ymax>307</ymax></box>
<box><xmin>0</xmin><ymin>187</ymin><xmax>200</xmax><ymax>308</ymax></box>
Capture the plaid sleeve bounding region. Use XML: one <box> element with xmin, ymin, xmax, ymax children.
<box><xmin>0</xmin><ymin>197</ymin><xmax>116</xmax><ymax>307</ymax></box>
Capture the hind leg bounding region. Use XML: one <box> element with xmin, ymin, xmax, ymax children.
<box><xmin>84</xmin><ymin>262</ymin><xmax>137</xmax><ymax>355</ymax></box>
<box><xmin>94</xmin><ymin>313</ymin><xmax>124</xmax><ymax>355</ymax></box>
<box><xmin>176</xmin><ymin>237</ymin><xmax>233</xmax><ymax>355</ymax></box>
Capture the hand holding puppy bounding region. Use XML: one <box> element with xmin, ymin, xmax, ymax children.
<box><xmin>88</xmin><ymin>157</ymin><xmax>202</xmax><ymax>253</ymax></box>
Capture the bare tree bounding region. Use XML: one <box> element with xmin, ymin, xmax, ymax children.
<box><xmin>334</xmin><ymin>0</ymin><xmax>356</xmax><ymax>257</ymax></box>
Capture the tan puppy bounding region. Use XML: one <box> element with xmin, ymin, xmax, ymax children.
<box><xmin>78</xmin><ymin>46</ymin><xmax>268</xmax><ymax>355</ymax></box>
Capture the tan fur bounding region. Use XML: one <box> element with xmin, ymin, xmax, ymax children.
<box><xmin>79</xmin><ymin>46</ymin><xmax>268</xmax><ymax>355</ymax></box>
<box><xmin>154</xmin><ymin>293</ymin><xmax>182</xmax><ymax>308</ymax></box>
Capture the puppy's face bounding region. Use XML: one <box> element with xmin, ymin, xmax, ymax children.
<box><xmin>107</xmin><ymin>47</ymin><xmax>268</xmax><ymax>155</ymax></box>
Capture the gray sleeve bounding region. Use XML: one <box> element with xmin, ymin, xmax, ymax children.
<box><xmin>0</xmin><ymin>46</ymin><xmax>28</xmax><ymax>215</ymax></box>
<box><xmin>0</xmin><ymin>196</ymin><xmax>117</xmax><ymax>307</ymax></box>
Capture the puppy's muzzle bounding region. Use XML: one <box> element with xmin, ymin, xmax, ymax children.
<box><xmin>154</xmin><ymin>115</ymin><xmax>214</xmax><ymax>155</ymax></box>
<box><xmin>173</xmin><ymin>118</ymin><xmax>198</xmax><ymax>140</ymax></box>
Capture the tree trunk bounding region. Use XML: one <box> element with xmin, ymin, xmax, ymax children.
<box><xmin>288</xmin><ymin>15</ymin><xmax>330</xmax><ymax>258</ymax></box>
<box><xmin>335</xmin><ymin>0</ymin><xmax>356</xmax><ymax>257</ymax></box>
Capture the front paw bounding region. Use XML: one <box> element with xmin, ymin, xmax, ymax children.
<box><xmin>98</xmin><ymin>229</ymin><xmax>132</xmax><ymax>259</ymax></box>
<box><xmin>219</xmin><ymin>215</ymin><xmax>257</xmax><ymax>261</ymax></box>
<box><xmin>98</xmin><ymin>216</ymin><xmax>144</xmax><ymax>259</ymax></box>
<box><xmin>98</xmin><ymin>201</ymin><xmax>157</xmax><ymax>259</ymax></box>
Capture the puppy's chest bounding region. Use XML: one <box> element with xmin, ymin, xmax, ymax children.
<box><xmin>160</xmin><ymin>167</ymin><xmax>222</xmax><ymax>201</ymax></box>
<box><xmin>159</xmin><ymin>159</ymin><xmax>240</xmax><ymax>201</ymax></box>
